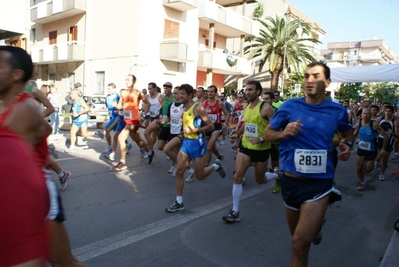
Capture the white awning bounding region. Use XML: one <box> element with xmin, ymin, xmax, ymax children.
<box><xmin>330</xmin><ymin>64</ymin><xmax>399</xmax><ymax>83</ymax></box>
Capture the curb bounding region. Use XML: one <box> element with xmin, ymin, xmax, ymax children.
<box><xmin>380</xmin><ymin>231</ymin><xmax>399</xmax><ymax>267</ymax></box>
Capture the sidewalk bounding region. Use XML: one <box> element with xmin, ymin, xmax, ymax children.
<box><xmin>380</xmin><ymin>226</ymin><xmax>399</xmax><ymax>266</ymax></box>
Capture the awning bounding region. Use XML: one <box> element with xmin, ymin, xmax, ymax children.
<box><xmin>330</xmin><ymin>64</ymin><xmax>399</xmax><ymax>83</ymax></box>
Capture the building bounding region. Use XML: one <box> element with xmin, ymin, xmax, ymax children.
<box><xmin>322</xmin><ymin>39</ymin><xmax>398</xmax><ymax>67</ymax></box>
<box><xmin>28</xmin><ymin>0</ymin><xmax>260</xmax><ymax>97</ymax></box>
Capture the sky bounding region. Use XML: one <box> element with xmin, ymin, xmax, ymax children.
<box><xmin>288</xmin><ymin>0</ymin><xmax>399</xmax><ymax>57</ymax></box>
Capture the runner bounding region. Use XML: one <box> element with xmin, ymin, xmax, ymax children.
<box><xmin>222</xmin><ymin>80</ymin><xmax>276</xmax><ymax>222</ymax></box>
<box><xmin>114</xmin><ymin>74</ymin><xmax>152</xmax><ymax>170</ymax></box>
<box><xmin>165</xmin><ymin>84</ymin><xmax>226</xmax><ymax>213</ymax></box>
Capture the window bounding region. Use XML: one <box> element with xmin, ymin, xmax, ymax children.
<box><xmin>68</xmin><ymin>73</ymin><xmax>75</xmax><ymax>91</ymax></box>
<box><xmin>205</xmin><ymin>39</ymin><xmax>216</xmax><ymax>49</ymax></box>
<box><xmin>94</xmin><ymin>72</ymin><xmax>105</xmax><ymax>94</ymax></box>
<box><xmin>163</xmin><ymin>19</ymin><xmax>179</xmax><ymax>39</ymax></box>
<box><xmin>49</xmin><ymin>30</ymin><xmax>57</xmax><ymax>45</ymax></box>
<box><xmin>49</xmin><ymin>74</ymin><xmax>55</xmax><ymax>85</ymax></box>
<box><xmin>31</xmin><ymin>29</ymin><xmax>36</xmax><ymax>44</ymax></box>
<box><xmin>68</xmin><ymin>26</ymin><xmax>78</xmax><ymax>43</ymax></box>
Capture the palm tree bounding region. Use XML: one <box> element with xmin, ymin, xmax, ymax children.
<box><xmin>244</xmin><ymin>16</ymin><xmax>320</xmax><ymax>92</ymax></box>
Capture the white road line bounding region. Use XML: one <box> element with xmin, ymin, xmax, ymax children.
<box><xmin>54</xmin><ymin>157</ymin><xmax>80</xmax><ymax>161</ymax></box>
<box><xmin>72</xmin><ymin>183</ymin><xmax>272</xmax><ymax>261</ymax></box>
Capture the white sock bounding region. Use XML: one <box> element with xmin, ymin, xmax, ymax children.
<box><xmin>265</xmin><ymin>172</ymin><xmax>278</xmax><ymax>181</ymax></box>
<box><xmin>120</xmin><ymin>159</ymin><xmax>126</xmax><ymax>164</ymax></box>
<box><xmin>232</xmin><ymin>183</ymin><xmax>242</xmax><ymax>212</ymax></box>
<box><xmin>176</xmin><ymin>196</ymin><xmax>183</xmax><ymax>204</ymax></box>
<box><xmin>58</xmin><ymin>170</ymin><xmax>65</xmax><ymax>178</ymax></box>
<box><xmin>212</xmin><ymin>163</ymin><xmax>219</xmax><ymax>171</ymax></box>
<box><xmin>109</xmin><ymin>152</ymin><xmax>115</xmax><ymax>157</ymax></box>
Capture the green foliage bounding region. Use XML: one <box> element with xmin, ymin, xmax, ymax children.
<box><xmin>335</xmin><ymin>83</ymin><xmax>361</xmax><ymax>103</ymax></box>
<box><xmin>244</xmin><ymin>16</ymin><xmax>320</xmax><ymax>91</ymax></box>
<box><xmin>335</xmin><ymin>82</ymin><xmax>399</xmax><ymax>104</ymax></box>
<box><xmin>252</xmin><ymin>2</ymin><xmax>264</xmax><ymax>20</ymax></box>
<box><xmin>284</xmin><ymin>72</ymin><xmax>305</xmax><ymax>99</ymax></box>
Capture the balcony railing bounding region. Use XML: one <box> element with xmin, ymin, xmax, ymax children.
<box><xmin>31</xmin><ymin>42</ymin><xmax>85</xmax><ymax>64</ymax></box>
<box><xmin>198</xmin><ymin>49</ymin><xmax>251</xmax><ymax>75</ymax></box>
<box><xmin>162</xmin><ymin>0</ymin><xmax>198</xmax><ymax>12</ymax></box>
<box><xmin>160</xmin><ymin>41</ymin><xmax>196</xmax><ymax>63</ymax></box>
<box><xmin>198</xmin><ymin>0</ymin><xmax>259</xmax><ymax>38</ymax></box>
<box><xmin>31</xmin><ymin>0</ymin><xmax>86</xmax><ymax>24</ymax></box>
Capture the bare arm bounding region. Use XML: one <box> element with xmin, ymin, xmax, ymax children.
<box><xmin>337</xmin><ymin>129</ymin><xmax>353</xmax><ymax>161</ymax></box>
<box><xmin>264</xmin><ymin>120</ymin><xmax>303</xmax><ymax>143</ymax></box>
<box><xmin>140</xmin><ymin>93</ymin><xmax>150</xmax><ymax>114</ymax></box>
<box><xmin>72</xmin><ymin>98</ymin><xmax>90</xmax><ymax>117</ymax></box>
<box><xmin>184</xmin><ymin>104</ymin><xmax>214</xmax><ymax>134</ymax></box>
<box><xmin>31</xmin><ymin>88</ymin><xmax>55</xmax><ymax>118</ymax></box>
<box><xmin>373</xmin><ymin>122</ymin><xmax>388</xmax><ymax>151</ymax></box>
<box><xmin>220</xmin><ymin>102</ymin><xmax>230</xmax><ymax>127</ymax></box>
<box><xmin>4</xmin><ymin>98</ymin><xmax>44</xmax><ymax>145</ymax></box>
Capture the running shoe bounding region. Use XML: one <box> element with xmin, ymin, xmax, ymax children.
<box><xmin>126</xmin><ymin>143</ymin><xmax>133</xmax><ymax>154</ymax></box>
<box><xmin>102</xmin><ymin>146</ymin><xmax>112</xmax><ymax>154</ymax></box>
<box><xmin>166</xmin><ymin>156</ymin><xmax>171</xmax><ymax>161</ymax></box>
<box><xmin>140</xmin><ymin>148</ymin><xmax>146</xmax><ymax>158</ymax></box>
<box><xmin>48</xmin><ymin>144</ymin><xmax>58</xmax><ymax>159</ymax></box>
<box><xmin>185</xmin><ymin>171</ymin><xmax>195</xmax><ymax>182</ymax></box>
<box><xmin>104</xmin><ymin>153</ymin><xmax>115</xmax><ymax>161</ymax></box>
<box><xmin>392</xmin><ymin>154</ymin><xmax>399</xmax><ymax>160</ymax></box>
<box><xmin>379</xmin><ymin>173</ymin><xmax>385</xmax><ymax>181</ymax></box>
<box><xmin>214</xmin><ymin>159</ymin><xmax>226</xmax><ymax>178</ymax></box>
<box><xmin>312</xmin><ymin>218</ymin><xmax>326</xmax><ymax>245</ymax></box>
<box><xmin>168</xmin><ymin>165</ymin><xmax>176</xmax><ymax>174</ymax></box>
<box><xmin>115</xmin><ymin>162</ymin><xmax>127</xmax><ymax>171</ymax></box>
<box><xmin>222</xmin><ymin>210</ymin><xmax>241</xmax><ymax>222</ymax></box>
<box><xmin>148</xmin><ymin>150</ymin><xmax>155</xmax><ymax>164</ymax></box>
<box><xmin>59</xmin><ymin>171</ymin><xmax>71</xmax><ymax>191</ymax></box>
<box><xmin>357</xmin><ymin>182</ymin><xmax>366</xmax><ymax>191</ymax></box>
<box><xmin>220</xmin><ymin>141</ymin><xmax>225</xmax><ymax>145</ymax></box>
<box><xmin>272</xmin><ymin>180</ymin><xmax>281</xmax><ymax>193</ymax></box>
<box><xmin>95</xmin><ymin>130</ymin><xmax>104</xmax><ymax>139</ymax></box>
<box><xmin>64</xmin><ymin>146</ymin><xmax>76</xmax><ymax>153</ymax></box>
<box><xmin>165</xmin><ymin>201</ymin><xmax>184</xmax><ymax>213</ymax></box>
<box><xmin>242</xmin><ymin>177</ymin><xmax>247</xmax><ymax>185</ymax></box>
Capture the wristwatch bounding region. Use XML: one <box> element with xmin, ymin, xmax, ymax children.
<box><xmin>258</xmin><ymin>137</ymin><xmax>265</xmax><ymax>143</ymax></box>
<box><xmin>344</xmin><ymin>141</ymin><xmax>353</xmax><ymax>148</ymax></box>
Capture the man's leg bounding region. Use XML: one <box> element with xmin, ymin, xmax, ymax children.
<box><xmin>288</xmin><ymin>196</ymin><xmax>330</xmax><ymax>267</ymax></box>
<box><xmin>204</xmin><ymin>131</ymin><xmax>220</xmax><ymax>166</ymax></box>
<box><xmin>163</xmin><ymin>137</ymin><xmax>181</xmax><ymax>166</ymax></box>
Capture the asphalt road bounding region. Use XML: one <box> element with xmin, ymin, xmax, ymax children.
<box><xmin>49</xmin><ymin>125</ymin><xmax>399</xmax><ymax>267</ymax></box>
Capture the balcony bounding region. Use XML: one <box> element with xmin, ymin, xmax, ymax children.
<box><xmin>31</xmin><ymin>42</ymin><xmax>85</xmax><ymax>64</ymax></box>
<box><xmin>197</xmin><ymin>50</ymin><xmax>251</xmax><ymax>75</ymax></box>
<box><xmin>162</xmin><ymin>0</ymin><xmax>198</xmax><ymax>12</ymax></box>
<box><xmin>216</xmin><ymin>0</ymin><xmax>258</xmax><ymax>7</ymax></box>
<box><xmin>31</xmin><ymin>0</ymin><xmax>86</xmax><ymax>24</ymax></box>
<box><xmin>198</xmin><ymin>0</ymin><xmax>259</xmax><ymax>38</ymax></box>
<box><xmin>160</xmin><ymin>41</ymin><xmax>195</xmax><ymax>63</ymax></box>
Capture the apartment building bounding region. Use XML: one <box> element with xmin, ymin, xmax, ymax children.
<box><xmin>225</xmin><ymin>0</ymin><xmax>325</xmax><ymax>90</ymax></box>
<box><xmin>322</xmin><ymin>39</ymin><xmax>398</xmax><ymax>67</ymax></box>
<box><xmin>28</xmin><ymin>0</ymin><xmax>259</xmax><ymax>97</ymax></box>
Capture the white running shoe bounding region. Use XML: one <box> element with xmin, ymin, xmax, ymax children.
<box><xmin>168</xmin><ymin>165</ymin><xmax>176</xmax><ymax>174</ymax></box>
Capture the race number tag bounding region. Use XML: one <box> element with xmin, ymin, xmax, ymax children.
<box><xmin>171</xmin><ymin>117</ymin><xmax>180</xmax><ymax>125</ymax></box>
<box><xmin>208</xmin><ymin>114</ymin><xmax>217</xmax><ymax>123</ymax></box>
<box><xmin>294</xmin><ymin>149</ymin><xmax>327</xmax><ymax>173</ymax></box>
<box><xmin>358</xmin><ymin>140</ymin><xmax>371</xmax><ymax>151</ymax></box>
<box><xmin>108</xmin><ymin>110</ymin><xmax>113</xmax><ymax>117</ymax></box>
<box><xmin>123</xmin><ymin>110</ymin><xmax>132</xmax><ymax>119</ymax></box>
<box><xmin>244</xmin><ymin>123</ymin><xmax>258</xmax><ymax>137</ymax></box>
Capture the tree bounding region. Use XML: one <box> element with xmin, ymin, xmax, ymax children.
<box><xmin>284</xmin><ymin>71</ymin><xmax>305</xmax><ymax>99</ymax></box>
<box><xmin>335</xmin><ymin>83</ymin><xmax>361</xmax><ymax>103</ymax></box>
<box><xmin>244</xmin><ymin>16</ymin><xmax>320</xmax><ymax>92</ymax></box>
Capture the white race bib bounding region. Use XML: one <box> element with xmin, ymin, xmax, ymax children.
<box><xmin>123</xmin><ymin>110</ymin><xmax>132</xmax><ymax>119</ymax></box>
<box><xmin>244</xmin><ymin>123</ymin><xmax>258</xmax><ymax>137</ymax></box>
<box><xmin>294</xmin><ymin>149</ymin><xmax>327</xmax><ymax>173</ymax></box>
<box><xmin>358</xmin><ymin>140</ymin><xmax>371</xmax><ymax>151</ymax></box>
<box><xmin>171</xmin><ymin>117</ymin><xmax>180</xmax><ymax>125</ymax></box>
<box><xmin>208</xmin><ymin>114</ymin><xmax>217</xmax><ymax>123</ymax></box>
<box><xmin>237</xmin><ymin>110</ymin><xmax>243</xmax><ymax>116</ymax></box>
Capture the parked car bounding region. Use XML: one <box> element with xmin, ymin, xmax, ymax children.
<box><xmin>83</xmin><ymin>96</ymin><xmax>107</xmax><ymax>119</ymax></box>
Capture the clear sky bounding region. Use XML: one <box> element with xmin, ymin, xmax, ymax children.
<box><xmin>288</xmin><ymin>0</ymin><xmax>399</xmax><ymax>57</ymax></box>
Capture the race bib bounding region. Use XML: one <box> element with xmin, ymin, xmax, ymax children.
<box><xmin>237</xmin><ymin>110</ymin><xmax>243</xmax><ymax>116</ymax></box>
<box><xmin>123</xmin><ymin>110</ymin><xmax>132</xmax><ymax>119</ymax></box>
<box><xmin>244</xmin><ymin>123</ymin><xmax>258</xmax><ymax>137</ymax></box>
<box><xmin>108</xmin><ymin>110</ymin><xmax>113</xmax><ymax>117</ymax></box>
<box><xmin>294</xmin><ymin>149</ymin><xmax>327</xmax><ymax>173</ymax></box>
<box><xmin>222</xmin><ymin>115</ymin><xmax>226</xmax><ymax>121</ymax></box>
<box><xmin>205</xmin><ymin>108</ymin><xmax>211</xmax><ymax>113</ymax></box>
<box><xmin>358</xmin><ymin>140</ymin><xmax>371</xmax><ymax>151</ymax></box>
<box><xmin>208</xmin><ymin>114</ymin><xmax>217</xmax><ymax>123</ymax></box>
<box><xmin>171</xmin><ymin>117</ymin><xmax>180</xmax><ymax>125</ymax></box>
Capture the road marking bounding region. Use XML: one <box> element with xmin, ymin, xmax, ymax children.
<box><xmin>72</xmin><ymin>183</ymin><xmax>272</xmax><ymax>261</ymax></box>
<box><xmin>55</xmin><ymin>157</ymin><xmax>80</xmax><ymax>161</ymax></box>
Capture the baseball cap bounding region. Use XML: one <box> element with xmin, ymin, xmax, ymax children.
<box><xmin>163</xmin><ymin>82</ymin><xmax>173</xmax><ymax>88</ymax></box>
<box><xmin>74</xmin><ymin>82</ymin><xmax>82</xmax><ymax>88</ymax></box>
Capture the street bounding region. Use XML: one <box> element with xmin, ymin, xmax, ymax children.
<box><xmin>50</xmin><ymin>125</ymin><xmax>399</xmax><ymax>267</ymax></box>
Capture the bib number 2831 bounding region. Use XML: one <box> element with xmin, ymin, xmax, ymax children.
<box><xmin>294</xmin><ymin>149</ymin><xmax>327</xmax><ymax>173</ymax></box>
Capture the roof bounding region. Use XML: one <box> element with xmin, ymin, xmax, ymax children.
<box><xmin>286</xmin><ymin>5</ymin><xmax>326</xmax><ymax>35</ymax></box>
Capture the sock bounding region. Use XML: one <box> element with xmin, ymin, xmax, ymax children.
<box><xmin>109</xmin><ymin>152</ymin><xmax>115</xmax><ymax>157</ymax></box>
<box><xmin>58</xmin><ymin>170</ymin><xmax>65</xmax><ymax>178</ymax></box>
<box><xmin>120</xmin><ymin>159</ymin><xmax>126</xmax><ymax>164</ymax></box>
<box><xmin>232</xmin><ymin>183</ymin><xmax>243</xmax><ymax>212</ymax></box>
<box><xmin>212</xmin><ymin>163</ymin><xmax>219</xmax><ymax>171</ymax></box>
<box><xmin>265</xmin><ymin>172</ymin><xmax>278</xmax><ymax>181</ymax></box>
<box><xmin>176</xmin><ymin>196</ymin><xmax>183</xmax><ymax>204</ymax></box>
